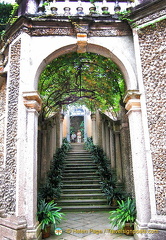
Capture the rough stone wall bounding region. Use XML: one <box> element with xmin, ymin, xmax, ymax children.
<box><xmin>2</xmin><ymin>39</ymin><xmax>21</xmax><ymax>214</ymax></box>
<box><xmin>0</xmin><ymin>80</ymin><xmax>6</xmax><ymax>210</ymax></box>
<box><xmin>138</xmin><ymin>19</ymin><xmax>166</xmax><ymax>215</ymax></box>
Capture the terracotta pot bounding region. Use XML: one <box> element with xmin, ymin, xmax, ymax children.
<box><xmin>124</xmin><ymin>223</ymin><xmax>134</xmax><ymax>236</ymax></box>
<box><xmin>42</xmin><ymin>225</ymin><xmax>51</xmax><ymax>239</ymax></box>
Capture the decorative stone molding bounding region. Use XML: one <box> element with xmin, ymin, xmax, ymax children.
<box><xmin>23</xmin><ymin>91</ymin><xmax>42</xmax><ymax>112</ymax></box>
<box><xmin>124</xmin><ymin>90</ymin><xmax>141</xmax><ymax>113</ymax></box>
<box><xmin>77</xmin><ymin>33</ymin><xmax>87</xmax><ymax>53</ymax></box>
<box><xmin>4</xmin><ymin>39</ymin><xmax>21</xmax><ymax>214</ymax></box>
<box><xmin>125</xmin><ymin>99</ymin><xmax>141</xmax><ymax>112</ymax></box>
<box><xmin>134</xmin><ymin>8</ymin><xmax>166</xmax><ymax>27</ymax></box>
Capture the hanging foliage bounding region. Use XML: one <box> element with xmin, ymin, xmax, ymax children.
<box><xmin>0</xmin><ymin>2</ymin><xmax>13</xmax><ymax>36</ymax></box>
<box><xmin>39</xmin><ymin>52</ymin><xmax>125</xmax><ymax>119</ymax></box>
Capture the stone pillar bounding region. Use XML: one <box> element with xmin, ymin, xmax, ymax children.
<box><xmin>114</xmin><ymin>123</ymin><xmax>123</xmax><ymax>182</ymax></box>
<box><xmin>53</xmin><ymin>117</ymin><xmax>57</xmax><ymax>154</ymax></box>
<box><xmin>23</xmin><ymin>91</ymin><xmax>42</xmax><ymax>240</ymax></box>
<box><xmin>105</xmin><ymin>121</ymin><xmax>110</xmax><ymax>159</ymax></box>
<box><xmin>102</xmin><ymin>120</ymin><xmax>106</xmax><ymax>152</ymax></box>
<box><xmin>124</xmin><ymin>90</ymin><xmax>151</xmax><ymax>240</ymax></box>
<box><xmin>60</xmin><ymin>114</ymin><xmax>64</xmax><ymax>146</ymax></box>
<box><xmin>40</xmin><ymin>127</ymin><xmax>47</xmax><ymax>181</ymax></box>
<box><xmin>91</xmin><ymin>113</ymin><xmax>97</xmax><ymax>145</ymax></box>
<box><xmin>109</xmin><ymin>125</ymin><xmax>116</xmax><ymax>169</ymax></box>
<box><xmin>56</xmin><ymin>112</ymin><xmax>61</xmax><ymax>149</ymax></box>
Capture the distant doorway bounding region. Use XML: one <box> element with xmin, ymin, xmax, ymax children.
<box><xmin>70</xmin><ymin>116</ymin><xmax>84</xmax><ymax>143</ymax></box>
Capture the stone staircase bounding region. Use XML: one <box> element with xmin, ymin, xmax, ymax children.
<box><xmin>57</xmin><ymin>143</ymin><xmax>112</xmax><ymax>211</ymax></box>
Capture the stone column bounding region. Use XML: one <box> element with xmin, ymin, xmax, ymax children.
<box><xmin>109</xmin><ymin>125</ymin><xmax>116</xmax><ymax>169</ymax></box>
<box><xmin>40</xmin><ymin>127</ymin><xmax>47</xmax><ymax>181</ymax></box>
<box><xmin>124</xmin><ymin>90</ymin><xmax>151</xmax><ymax>239</ymax></box>
<box><xmin>23</xmin><ymin>91</ymin><xmax>42</xmax><ymax>240</ymax></box>
<box><xmin>60</xmin><ymin>114</ymin><xmax>64</xmax><ymax>146</ymax></box>
<box><xmin>105</xmin><ymin>121</ymin><xmax>110</xmax><ymax>159</ymax></box>
<box><xmin>114</xmin><ymin>123</ymin><xmax>123</xmax><ymax>182</ymax></box>
<box><xmin>53</xmin><ymin>117</ymin><xmax>57</xmax><ymax>153</ymax></box>
<box><xmin>91</xmin><ymin>113</ymin><xmax>97</xmax><ymax>145</ymax></box>
<box><xmin>102</xmin><ymin>120</ymin><xmax>106</xmax><ymax>152</ymax></box>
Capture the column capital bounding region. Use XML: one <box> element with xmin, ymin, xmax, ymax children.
<box><xmin>123</xmin><ymin>90</ymin><xmax>140</xmax><ymax>103</ymax></box>
<box><xmin>23</xmin><ymin>91</ymin><xmax>42</xmax><ymax>112</ymax></box>
<box><xmin>91</xmin><ymin>113</ymin><xmax>96</xmax><ymax>121</ymax></box>
<box><xmin>124</xmin><ymin>90</ymin><xmax>141</xmax><ymax>113</ymax></box>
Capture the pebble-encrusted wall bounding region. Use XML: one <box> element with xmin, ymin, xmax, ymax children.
<box><xmin>138</xmin><ymin>19</ymin><xmax>166</xmax><ymax>215</ymax></box>
<box><xmin>2</xmin><ymin>39</ymin><xmax>21</xmax><ymax>214</ymax></box>
<box><xmin>0</xmin><ymin>81</ymin><xmax>6</xmax><ymax>210</ymax></box>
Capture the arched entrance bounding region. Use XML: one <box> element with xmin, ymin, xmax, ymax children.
<box><xmin>29</xmin><ymin>41</ymin><xmax>150</xmax><ymax>239</ymax></box>
<box><xmin>0</xmin><ymin>14</ymin><xmax>154</xmax><ymax>240</ymax></box>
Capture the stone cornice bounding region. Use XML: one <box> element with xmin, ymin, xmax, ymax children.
<box><xmin>129</xmin><ymin>0</ymin><xmax>166</xmax><ymax>27</ymax></box>
<box><xmin>23</xmin><ymin>91</ymin><xmax>42</xmax><ymax>112</ymax></box>
<box><xmin>4</xmin><ymin>15</ymin><xmax>132</xmax><ymax>46</ymax></box>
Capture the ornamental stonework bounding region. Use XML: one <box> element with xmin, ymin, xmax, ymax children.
<box><xmin>135</xmin><ymin>8</ymin><xmax>166</xmax><ymax>27</ymax></box>
<box><xmin>0</xmin><ymin>81</ymin><xmax>6</xmax><ymax>211</ymax></box>
<box><xmin>0</xmin><ymin>81</ymin><xmax>6</xmax><ymax>167</ymax></box>
<box><xmin>31</xmin><ymin>27</ymin><xmax>74</xmax><ymax>36</ymax></box>
<box><xmin>138</xmin><ymin>19</ymin><xmax>166</xmax><ymax>215</ymax></box>
<box><xmin>3</xmin><ymin>39</ymin><xmax>21</xmax><ymax>214</ymax></box>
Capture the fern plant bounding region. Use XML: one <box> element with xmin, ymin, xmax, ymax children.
<box><xmin>37</xmin><ymin>200</ymin><xmax>65</xmax><ymax>230</ymax></box>
<box><xmin>109</xmin><ymin>197</ymin><xmax>136</xmax><ymax>229</ymax></box>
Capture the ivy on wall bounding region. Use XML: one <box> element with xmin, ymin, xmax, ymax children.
<box><xmin>0</xmin><ymin>2</ymin><xmax>18</xmax><ymax>37</ymax></box>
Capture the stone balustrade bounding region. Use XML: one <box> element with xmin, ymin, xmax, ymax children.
<box><xmin>18</xmin><ymin>0</ymin><xmax>140</xmax><ymax>16</ymax></box>
<box><xmin>38</xmin><ymin>0</ymin><xmax>136</xmax><ymax>15</ymax></box>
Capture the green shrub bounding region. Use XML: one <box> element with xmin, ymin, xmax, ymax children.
<box><xmin>37</xmin><ymin>200</ymin><xmax>65</xmax><ymax>230</ymax></box>
<box><xmin>109</xmin><ymin>197</ymin><xmax>136</xmax><ymax>229</ymax></box>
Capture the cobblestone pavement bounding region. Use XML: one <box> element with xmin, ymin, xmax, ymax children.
<box><xmin>46</xmin><ymin>211</ymin><xmax>135</xmax><ymax>240</ymax></box>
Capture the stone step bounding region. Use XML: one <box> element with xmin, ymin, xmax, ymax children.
<box><xmin>65</xmin><ymin>164</ymin><xmax>96</xmax><ymax>168</ymax></box>
<box><xmin>62</xmin><ymin>188</ymin><xmax>102</xmax><ymax>194</ymax></box>
<box><xmin>65</xmin><ymin>158</ymin><xmax>92</xmax><ymax>161</ymax></box>
<box><xmin>60</xmin><ymin>193</ymin><xmax>105</xmax><ymax>199</ymax></box>
<box><xmin>62</xmin><ymin>179</ymin><xmax>100</xmax><ymax>184</ymax></box>
<box><xmin>64</xmin><ymin>166</ymin><xmax>97</xmax><ymax>170</ymax></box>
<box><xmin>57</xmin><ymin>199</ymin><xmax>108</xmax><ymax>206</ymax></box>
<box><xmin>62</xmin><ymin>183</ymin><xmax>101</xmax><ymax>189</ymax></box>
<box><xmin>62</xmin><ymin>176</ymin><xmax>100</xmax><ymax>180</ymax></box>
<box><xmin>65</xmin><ymin>158</ymin><xmax>93</xmax><ymax>161</ymax></box>
<box><xmin>58</xmin><ymin>205</ymin><xmax>113</xmax><ymax>212</ymax></box>
<box><xmin>63</xmin><ymin>170</ymin><xmax>99</xmax><ymax>178</ymax></box>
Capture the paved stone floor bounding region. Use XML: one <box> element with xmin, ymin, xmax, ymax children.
<box><xmin>46</xmin><ymin>211</ymin><xmax>135</xmax><ymax>240</ymax></box>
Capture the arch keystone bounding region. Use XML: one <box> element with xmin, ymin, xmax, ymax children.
<box><xmin>77</xmin><ymin>33</ymin><xmax>87</xmax><ymax>53</ymax></box>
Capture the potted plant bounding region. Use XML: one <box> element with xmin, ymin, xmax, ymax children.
<box><xmin>109</xmin><ymin>197</ymin><xmax>136</xmax><ymax>236</ymax></box>
<box><xmin>37</xmin><ymin>200</ymin><xmax>65</xmax><ymax>238</ymax></box>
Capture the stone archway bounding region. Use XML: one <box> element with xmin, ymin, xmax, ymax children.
<box><xmin>32</xmin><ymin>41</ymin><xmax>150</xmax><ymax>239</ymax></box>
<box><xmin>0</xmin><ymin>15</ymin><xmax>153</xmax><ymax>240</ymax></box>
